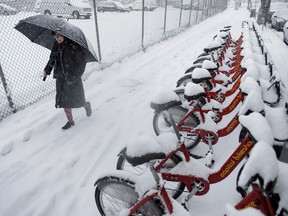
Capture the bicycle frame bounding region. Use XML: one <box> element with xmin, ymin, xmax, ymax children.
<box><xmin>206</xmin><ymin>91</ymin><xmax>242</xmax><ymax>124</ymax></box>
<box><xmin>126</xmin><ymin>135</ymin><xmax>264</xmax><ymax>215</ymax></box>
<box><xmin>202</xmin><ymin>69</ymin><xmax>243</xmax><ymax>104</ymax></box>
<box><xmin>176</xmin><ymin>98</ymin><xmax>241</xmax><ymax>145</ymax></box>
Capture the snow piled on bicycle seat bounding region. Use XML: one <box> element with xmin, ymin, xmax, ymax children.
<box><xmin>126</xmin><ymin>131</ymin><xmax>178</xmax><ymax>157</ymax></box>
<box><xmin>184</xmin><ymin>82</ymin><xmax>205</xmax><ymax>96</ymax></box>
<box><xmin>237</xmin><ymin>141</ymin><xmax>278</xmax><ymax>190</ymax></box>
<box><xmin>169</xmin><ymin>157</ymin><xmax>213</xmax><ymax>180</ymax></box>
<box><xmin>239</xmin><ymin>90</ymin><xmax>264</xmax><ymax>115</ymax></box>
<box><xmin>151</xmin><ymin>88</ymin><xmax>180</xmax><ymax>104</ymax></box>
<box><xmin>239</xmin><ymin>76</ymin><xmax>261</xmax><ymax>94</ymax></box>
<box><xmin>239</xmin><ymin>112</ymin><xmax>274</xmax><ymax>144</ymax></box>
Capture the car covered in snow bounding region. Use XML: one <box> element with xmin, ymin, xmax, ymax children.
<box><xmin>267</xmin><ymin>2</ymin><xmax>288</xmax><ymax>23</ymax></box>
<box><xmin>97</xmin><ymin>1</ymin><xmax>130</xmax><ymax>12</ymax></box>
<box><xmin>284</xmin><ymin>21</ymin><xmax>288</xmax><ymax>45</ymax></box>
<box><xmin>128</xmin><ymin>0</ymin><xmax>157</xmax><ymax>11</ymax></box>
<box><xmin>271</xmin><ymin>8</ymin><xmax>288</xmax><ymax>31</ymax></box>
<box><xmin>34</xmin><ymin>0</ymin><xmax>92</xmax><ymax>19</ymax></box>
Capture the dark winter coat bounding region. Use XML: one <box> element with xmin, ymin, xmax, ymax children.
<box><xmin>45</xmin><ymin>39</ymin><xmax>86</xmax><ymax>108</ymax></box>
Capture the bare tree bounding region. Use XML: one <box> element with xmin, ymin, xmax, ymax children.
<box><xmin>257</xmin><ymin>0</ymin><xmax>271</xmax><ymax>25</ymax></box>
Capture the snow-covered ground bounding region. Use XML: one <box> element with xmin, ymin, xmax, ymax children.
<box><xmin>0</xmin><ymin>4</ymin><xmax>288</xmax><ymax>216</ymax></box>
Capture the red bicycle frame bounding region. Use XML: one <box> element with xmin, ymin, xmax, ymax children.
<box><xmin>177</xmin><ymin>96</ymin><xmax>241</xmax><ymax>145</ymax></box>
<box><xmin>127</xmin><ymin>135</ymin><xmax>274</xmax><ymax>215</ymax></box>
<box><xmin>207</xmin><ymin>70</ymin><xmax>243</xmax><ymax>103</ymax></box>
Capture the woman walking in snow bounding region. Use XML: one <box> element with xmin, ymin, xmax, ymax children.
<box><xmin>43</xmin><ymin>32</ymin><xmax>91</xmax><ymax>130</ymax></box>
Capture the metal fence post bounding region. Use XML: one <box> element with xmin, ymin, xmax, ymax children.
<box><xmin>141</xmin><ymin>0</ymin><xmax>145</xmax><ymax>50</ymax></box>
<box><xmin>92</xmin><ymin>0</ymin><xmax>102</xmax><ymax>62</ymax></box>
<box><xmin>0</xmin><ymin>63</ymin><xmax>16</xmax><ymax>113</ymax></box>
<box><xmin>188</xmin><ymin>0</ymin><xmax>194</xmax><ymax>26</ymax></box>
<box><xmin>201</xmin><ymin>0</ymin><xmax>205</xmax><ymax>21</ymax></box>
<box><xmin>163</xmin><ymin>0</ymin><xmax>168</xmax><ymax>35</ymax></box>
<box><xmin>179</xmin><ymin>0</ymin><xmax>184</xmax><ymax>27</ymax></box>
<box><xmin>196</xmin><ymin>0</ymin><xmax>200</xmax><ymax>24</ymax></box>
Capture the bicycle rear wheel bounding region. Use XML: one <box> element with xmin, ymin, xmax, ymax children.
<box><xmin>153</xmin><ymin>105</ymin><xmax>201</xmax><ymax>149</ymax></box>
<box><xmin>95</xmin><ymin>176</ymin><xmax>163</xmax><ymax>215</ymax></box>
<box><xmin>116</xmin><ymin>153</ymin><xmax>186</xmax><ymax>199</ymax></box>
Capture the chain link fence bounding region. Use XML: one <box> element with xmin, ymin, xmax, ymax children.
<box><xmin>0</xmin><ymin>0</ymin><xmax>228</xmax><ymax>122</ymax></box>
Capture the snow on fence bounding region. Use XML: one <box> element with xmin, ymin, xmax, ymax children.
<box><xmin>0</xmin><ymin>0</ymin><xmax>228</xmax><ymax>122</ymax></box>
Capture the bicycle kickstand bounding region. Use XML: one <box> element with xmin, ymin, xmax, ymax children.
<box><xmin>205</xmin><ymin>138</ymin><xmax>215</xmax><ymax>168</ymax></box>
<box><xmin>181</xmin><ymin>183</ymin><xmax>201</xmax><ymax>210</ymax></box>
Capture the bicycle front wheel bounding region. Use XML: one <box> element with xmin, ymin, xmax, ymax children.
<box><xmin>95</xmin><ymin>176</ymin><xmax>163</xmax><ymax>216</ymax></box>
<box><xmin>153</xmin><ymin>105</ymin><xmax>201</xmax><ymax>149</ymax></box>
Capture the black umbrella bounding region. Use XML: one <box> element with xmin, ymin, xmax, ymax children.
<box><xmin>14</xmin><ymin>14</ymin><xmax>98</xmax><ymax>63</ymax></box>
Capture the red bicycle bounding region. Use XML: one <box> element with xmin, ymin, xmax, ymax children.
<box><xmin>152</xmin><ymin>84</ymin><xmax>243</xmax><ymax>150</ymax></box>
<box><xmin>95</xmin><ymin>112</ymin><xmax>279</xmax><ymax>215</ymax></box>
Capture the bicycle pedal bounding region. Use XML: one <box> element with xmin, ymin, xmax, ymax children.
<box><xmin>181</xmin><ymin>202</ymin><xmax>189</xmax><ymax>211</ymax></box>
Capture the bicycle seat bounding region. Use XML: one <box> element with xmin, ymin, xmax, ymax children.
<box><xmin>204</xmin><ymin>40</ymin><xmax>222</xmax><ymax>53</ymax></box>
<box><xmin>238</xmin><ymin>90</ymin><xmax>264</xmax><ymax>116</ymax></box>
<box><xmin>204</xmin><ymin>45</ymin><xmax>221</xmax><ymax>53</ymax></box>
<box><xmin>202</xmin><ymin>60</ymin><xmax>218</xmax><ymax>70</ymax></box>
<box><xmin>202</xmin><ymin>60</ymin><xmax>218</xmax><ymax>77</ymax></box>
<box><xmin>150</xmin><ymin>100</ymin><xmax>182</xmax><ymax>113</ymax></box>
<box><xmin>193</xmin><ymin>56</ymin><xmax>212</xmax><ymax>65</ymax></box>
<box><xmin>125</xmin><ymin>132</ymin><xmax>178</xmax><ymax>166</ymax></box>
<box><xmin>237</xmin><ymin>141</ymin><xmax>278</xmax><ymax>197</ymax></box>
<box><xmin>197</xmin><ymin>52</ymin><xmax>210</xmax><ymax>58</ymax></box>
<box><xmin>184</xmin><ymin>82</ymin><xmax>206</xmax><ymax>103</ymax></box>
<box><xmin>191</xmin><ymin>68</ymin><xmax>212</xmax><ymax>83</ymax></box>
<box><xmin>126</xmin><ymin>150</ymin><xmax>166</xmax><ymax>167</ymax></box>
<box><xmin>185</xmin><ymin>63</ymin><xmax>202</xmax><ymax>74</ymax></box>
<box><xmin>239</xmin><ymin>76</ymin><xmax>261</xmax><ymax>97</ymax></box>
<box><xmin>239</xmin><ymin>112</ymin><xmax>274</xmax><ymax>144</ymax></box>
<box><xmin>220</xmin><ymin>28</ymin><xmax>230</xmax><ymax>32</ymax></box>
<box><xmin>150</xmin><ymin>90</ymin><xmax>182</xmax><ymax>112</ymax></box>
<box><xmin>218</xmin><ymin>31</ymin><xmax>229</xmax><ymax>39</ymax></box>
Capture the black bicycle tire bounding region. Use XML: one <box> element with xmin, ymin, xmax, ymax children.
<box><xmin>116</xmin><ymin>153</ymin><xmax>186</xmax><ymax>199</ymax></box>
<box><xmin>95</xmin><ymin>176</ymin><xmax>163</xmax><ymax>215</ymax></box>
<box><xmin>153</xmin><ymin>105</ymin><xmax>201</xmax><ymax>149</ymax></box>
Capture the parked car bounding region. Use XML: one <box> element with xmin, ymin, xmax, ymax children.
<box><xmin>34</xmin><ymin>0</ymin><xmax>92</xmax><ymax>19</ymax></box>
<box><xmin>128</xmin><ymin>0</ymin><xmax>157</xmax><ymax>11</ymax></box>
<box><xmin>284</xmin><ymin>21</ymin><xmax>288</xmax><ymax>45</ymax></box>
<box><xmin>97</xmin><ymin>1</ymin><xmax>130</xmax><ymax>12</ymax></box>
<box><xmin>271</xmin><ymin>9</ymin><xmax>288</xmax><ymax>31</ymax></box>
<box><xmin>268</xmin><ymin>2</ymin><xmax>288</xmax><ymax>23</ymax></box>
<box><xmin>0</xmin><ymin>3</ymin><xmax>17</xmax><ymax>15</ymax></box>
<box><xmin>172</xmin><ymin>0</ymin><xmax>204</xmax><ymax>10</ymax></box>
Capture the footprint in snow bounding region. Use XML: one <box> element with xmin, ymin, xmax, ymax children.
<box><xmin>117</xmin><ymin>79</ymin><xmax>142</xmax><ymax>88</ymax></box>
<box><xmin>1</xmin><ymin>142</ymin><xmax>14</xmax><ymax>156</ymax></box>
<box><xmin>67</xmin><ymin>156</ymin><xmax>80</xmax><ymax>168</ymax></box>
<box><xmin>22</xmin><ymin>129</ymin><xmax>32</xmax><ymax>142</ymax></box>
